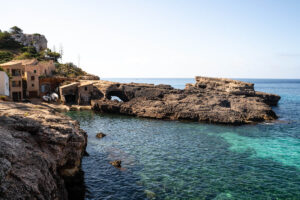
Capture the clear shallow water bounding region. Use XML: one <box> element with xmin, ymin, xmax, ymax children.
<box><xmin>67</xmin><ymin>78</ymin><xmax>300</xmax><ymax>200</ymax></box>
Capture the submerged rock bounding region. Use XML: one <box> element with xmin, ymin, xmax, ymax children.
<box><xmin>0</xmin><ymin>102</ymin><xmax>87</xmax><ymax>200</ymax></box>
<box><xmin>145</xmin><ymin>190</ymin><xmax>156</xmax><ymax>199</ymax></box>
<box><xmin>109</xmin><ymin>160</ymin><xmax>122</xmax><ymax>168</ymax></box>
<box><xmin>96</xmin><ymin>132</ymin><xmax>106</xmax><ymax>138</ymax></box>
<box><xmin>91</xmin><ymin>76</ymin><xmax>281</xmax><ymax>125</ymax></box>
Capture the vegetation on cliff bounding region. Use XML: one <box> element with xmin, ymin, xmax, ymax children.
<box><xmin>53</xmin><ymin>62</ymin><xmax>87</xmax><ymax>78</ymax></box>
<box><xmin>0</xmin><ymin>26</ymin><xmax>88</xmax><ymax>78</ymax></box>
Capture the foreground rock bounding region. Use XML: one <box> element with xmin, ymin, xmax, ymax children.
<box><xmin>91</xmin><ymin>77</ymin><xmax>280</xmax><ymax>125</ymax></box>
<box><xmin>0</xmin><ymin>102</ymin><xmax>87</xmax><ymax>200</ymax></box>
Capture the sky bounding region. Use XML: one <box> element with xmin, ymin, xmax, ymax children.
<box><xmin>1</xmin><ymin>0</ymin><xmax>300</xmax><ymax>78</ymax></box>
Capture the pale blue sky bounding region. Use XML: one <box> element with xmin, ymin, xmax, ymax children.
<box><xmin>1</xmin><ymin>0</ymin><xmax>300</xmax><ymax>78</ymax></box>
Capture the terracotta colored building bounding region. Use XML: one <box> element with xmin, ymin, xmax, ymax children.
<box><xmin>0</xmin><ymin>59</ymin><xmax>55</xmax><ymax>101</ymax></box>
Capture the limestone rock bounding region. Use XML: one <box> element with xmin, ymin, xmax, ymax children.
<box><xmin>0</xmin><ymin>102</ymin><xmax>87</xmax><ymax>200</ymax></box>
<box><xmin>91</xmin><ymin>77</ymin><xmax>281</xmax><ymax>125</ymax></box>
<box><xmin>11</xmin><ymin>32</ymin><xmax>47</xmax><ymax>52</ymax></box>
<box><xmin>109</xmin><ymin>160</ymin><xmax>122</xmax><ymax>168</ymax></box>
<box><xmin>96</xmin><ymin>132</ymin><xmax>106</xmax><ymax>138</ymax></box>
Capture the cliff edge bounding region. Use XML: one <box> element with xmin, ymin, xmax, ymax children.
<box><xmin>91</xmin><ymin>77</ymin><xmax>280</xmax><ymax>125</ymax></box>
<box><xmin>0</xmin><ymin>102</ymin><xmax>87</xmax><ymax>200</ymax></box>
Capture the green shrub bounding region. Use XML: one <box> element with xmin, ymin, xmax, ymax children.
<box><xmin>15</xmin><ymin>52</ymin><xmax>34</xmax><ymax>59</ymax></box>
<box><xmin>54</xmin><ymin>62</ymin><xmax>87</xmax><ymax>77</ymax></box>
<box><xmin>0</xmin><ymin>51</ymin><xmax>13</xmax><ymax>63</ymax></box>
<box><xmin>45</xmin><ymin>49</ymin><xmax>61</xmax><ymax>62</ymax></box>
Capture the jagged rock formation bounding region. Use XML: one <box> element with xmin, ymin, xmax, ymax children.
<box><xmin>0</xmin><ymin>102</ymin><xmax>87</xmax><ymax>200</ymax></box>
<box><xmin>11</xmin><ymin>32</ymin><xmax>47</xmax><ymax>52</ymax></box>
<box><xmin>91</xmin><ymin>77</ymin><xmax>280</xmax><ymax>125</ymax></box>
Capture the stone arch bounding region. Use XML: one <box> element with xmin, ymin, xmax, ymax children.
<box><xmin>106</xmin><ymin>90</ymin><xmax>129</xmax><ymax>102</ymax></box>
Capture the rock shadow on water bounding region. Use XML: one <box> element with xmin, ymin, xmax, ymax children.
<box><xmin>63</xmin><ymin>168</ymin><xmax>88</xmax><ymax>200</ymax></box>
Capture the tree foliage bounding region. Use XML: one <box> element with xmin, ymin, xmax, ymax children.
<box><xmin>0</xmin><ymin>31</ymin><xmax>22</xmax><ymax>49</ymax></box>
<box><xmin>0</xmin><ymin>51</ymin><xmax>14</xmax><ymax>63</ymax></box>
<box><xmin>45</xmin><ymin>48</ymin><xmax>61</xmax><ymax>62</ymax></box>
<box><xmin>9</xmin><ymin>26</ymin><xmax>23</xmax><ymax>34</ymax></box>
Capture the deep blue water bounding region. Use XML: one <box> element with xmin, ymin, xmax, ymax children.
<box><xmin>67</xmin><ymin>78</ymin><xmax>300</xmax><ymax>200</ymax></box>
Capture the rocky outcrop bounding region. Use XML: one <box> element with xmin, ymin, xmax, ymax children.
<box><xmin>91</xmin><ymin>77</ymin><xmax>280</xmax><ymax>125</ymax></box>
<box><xmin>96</xmin><ymin>132</ymin><xmax>106</xmax><ymax>138</ymax></box>
<box><xmin>109</xmin><ymin>160</ymin><xmax>122</xmax><ymax>168</ymax></box>
<box><xmin>0</xmin><ymin>102</ymin><xmax>87</xmax><ymax>200</ymax></box>
<box><xmin>11</xmin><ymin>32</ymin><xmax>47</xmax><ymax>52</ymax></box>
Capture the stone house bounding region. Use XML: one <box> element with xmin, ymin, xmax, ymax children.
<box><xmin>78</xmin><ymin>82</ymin><xmax>94</xmax><ymax>105</ymax></box>
<box><xmin>59</xmin><ymin>81</ymin><xmax>103</xmax><ymax>105</ymax></box>
<box><xmin>0</xmin><ymin>59</ymin><xmax>55</xmax><ymax>101</ymax></box>
<box><xmin>0</xmin><ymin>71</ymin><xmax>9</xmax><ymax>96</ymax></box>
<box><xmin>59</xmin><ymin>82</ymin><xmax>79</xmax><ymax>104</ymax></box>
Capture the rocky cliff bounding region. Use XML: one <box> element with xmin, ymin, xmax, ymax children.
<box><xmin>0</xmin><ymin>102</ymin><xmax>87</xmax><ymax>200</ymax></box>
<box><xmin>91</xmin><ymin>77</ymin><xmax>280</xmax><ymax>125</ymax></box>
<box><xmin>11</xmin><ymin>32</ymin><xmax>47</xmax><ymax>52</ymax></box>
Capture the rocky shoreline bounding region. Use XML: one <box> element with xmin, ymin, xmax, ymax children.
<box><xmin>0</xmin><ymin>77</ymin><xmax>281</xmax><ymax>199</ymax></box>
<box><xmin>91</xmin><ymin>77</ymin><xmax>280</xmax><ymax>125</ymax></box>
<box><xmin>0</xmin><ymin>102</ymin><xmax>87</xmax><ymax>200</ymax></box>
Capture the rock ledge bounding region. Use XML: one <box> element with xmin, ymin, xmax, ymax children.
<box><xmin>0</xmin><ymin>102</ymin><xmax>87</xmax><ymax>200</ymax></box>
<box><xmin>91</xmin><ymin>77</ymin><xmax>280</xmax><ymax>125</ymax></box>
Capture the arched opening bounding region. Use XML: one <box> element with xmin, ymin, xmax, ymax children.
<box><xmin>106</xmin><ymin>90</ymin><xmax>129</xmax><ymax>102</ymax></box>
<box><xmin>110</xmin><ymin>96</ymin><xmax>123</xmax><ymax>102</ymax></box>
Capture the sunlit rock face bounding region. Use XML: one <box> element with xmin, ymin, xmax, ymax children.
<box><xmin>91</xmin><ymin>77</ymin><xmax>280</xmax><ymax>125</ymax></box>
<box><xmin>0</xmin><ymin>102</ymin><xmax>87</xmax><ymax>200</ymax></box>
<box><xmin>11</xmin><ymin>32</ymin><xmax>47</xmax><ymax>52</ymax></box>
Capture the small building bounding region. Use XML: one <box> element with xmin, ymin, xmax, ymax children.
<box><xmin>78</xmin><ymin>82</ymin><xmax>94</xmax><ymax>105</ymax></box>
<box><xmin>59</xmin><ymin>82</ymin><xmax>80</xmax><ymax>104</ymax></box>
<box><xmin>0</xmin><ymin>59</ymin><xmax>56</xmax><ymax>101</ymax></box>
<box><xmin>0</xmin><ymin>61</ymin><xmax>24</xmax><ymax>101</ymax></box>
<box><xmin>59</xmin><ymin>81</ymin><xmax>103</xmax><ymax>105</ymax></box>
<box><xmin>0</xmin><ymin>71</ymin><xmax>9</xmax><ymax>96</ymax></box>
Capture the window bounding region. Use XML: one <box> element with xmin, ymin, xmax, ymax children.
<box><xmin>32</xmin><ymin>84</ymin><xmax>34</xmax><ymax>87</ymax></box>
<box><xmin>31</xmin><ymin>76</ymin><xmax>35</xmax><ymax>80</ymax></box>
<box><xmin>85</xmin><ymin>86</ymin><xmax>88</xmax><ymax>91</ymax></box>
<box><xmin>45</xmin><ymin>69</ymin><xmax>47</xmax><ymax>74</ymax></box>
<box><xmin>6</xmin><ymin>69</ymin><xmax>10</xmax><ymax>73</ymax></box>
<box><xmin>34</xmin><ymin>70</ymin><xmax>36</xmax><ymax>73</ymax></box>
<box><xmin>12</xmin><ymin>69</ymin><xmax>21</xmax><ymax>76</ymax></box>
<box><xmin>12</xmin><ymin>81</ymin><xmax>21</xmax><ymax>87</ymax></box>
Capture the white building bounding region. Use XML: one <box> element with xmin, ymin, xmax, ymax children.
<box><xmin>0</xmin><ymin>71</ymin><xmax>9</xmax><ymax>96</ymax></box>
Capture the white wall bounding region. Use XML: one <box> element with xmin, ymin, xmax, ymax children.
<box><xmin>0</xmin><ymin>71</ymin><xmax>9</xmax><ymax>96</ymax></box>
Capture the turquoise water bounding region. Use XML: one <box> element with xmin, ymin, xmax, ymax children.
<box><xmin>67</xmin><ymin>78</ymin><xmax>300</xmax><ymax>200</ymax></box>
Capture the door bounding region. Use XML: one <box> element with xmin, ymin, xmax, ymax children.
<box><xmin>12</xmin><ymin>92</ymin><xmax>21</xmax><ymax>101</ymax></box>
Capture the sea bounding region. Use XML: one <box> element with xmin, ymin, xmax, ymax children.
<box><xmin>66</xmin><ymin>78</ymin><xmax>300</xmax><ymax>200</ymax></box>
